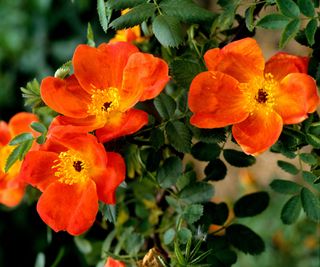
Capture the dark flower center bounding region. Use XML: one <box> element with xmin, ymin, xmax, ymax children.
<box><xmin>103</xmin><ymin>102</ymin><xmax>112</xmax><ymax>110</ymax></box>
<box><xmin>256</xmin><ymin>89</ymin><xmax>268</xmax><ymax>103</ymax></box>
<box><xmin>73</xmin><ymin>161</ymin><xmax>83</xmax><ymax>172</ymax></box>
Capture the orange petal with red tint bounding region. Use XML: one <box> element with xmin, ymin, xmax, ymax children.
<box><xmin>37</xmin><ymin>180</ymin><xmax>98</xmax><ymax>235</ymax></box>
<box><xmin>96</xmin><ymin>109</ymin><xmax>148</xmax><ymax>143</ymax></box>
<box><xmin>204</xmin><ymin>38</ymin><xmax>264</xmax><ymax>83</ymax></box>
<box><xmin>19</xmin><ymin>151</ymin><xmax>58</xmax><ymax>191</ymax></box>
<box><xmin>0</xmin><ymin>121</ymin><xmax>10</xmax><ymax>146</ymax></box>
<box><xmin>94</xmin><ymin>152</ymin><xmax>125</xmax><ymax>204</ymax></box>
<box><xmin>120</xmin><ymin>52</ymin><xmax>169</xmax><ymax>109</ymax></box>
<box><xmin>275</xmin><ymin>73</ymin><xmax>319</xmax><ymax>124</ymax></box>
<box><xmin>73</xmin><ymin>42</ymin><xmax>138</xmax><ymax>92</ymax></box>
<box><xmin>232</xmin><ymin>108</ymin><xmax>283</xmax><ymax>155</ymax></box>
<box><xmin>41</xmin><ymin>75</ymin><xmax>91</xmax><ymax>118</ymax></box>
<box><xmin>105</xmin><ymin>257</ymin><xmax>126</xmax><ymax>267</ymax></box>
<box><xmin>265</xmin><ymin>52</ymin><xmax>308</xmax><ymax>81</ymax></box>
<box><xmin>188</xmin><ymin>71</ymin><xmax>249</xmax><ymax>128</ymax></box>
<box><xmin>8</xmin><ymin>112</ymin><xmax>38</xmax><ymax>137</ymax></box>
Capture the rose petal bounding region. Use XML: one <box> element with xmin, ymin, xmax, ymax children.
<box><xmin>96</xmin><ymin>109</ymin><xmax>148</xmax><ymax>143</ymax></box>
<box><xmin>232</xmin><ymin>108</ymin><xmax>283</xmax><ymax>155</ymax></box>
<box><xmin>188</xmin><ymin>71</ymin><xmax>249</xmax><ymax>128</ymax></box>
<box><xmin>8</xmin><ymin>112</ymin><xmax>38</xmax><ymax>137</ymax></box>
<box><xmin>40</xmin><ymin>75</ymin><xmax>91</xmax><ymax>118</ymax></box>
<box><xmin>275</xmin><ymin>73</ymin><xmax>319</xmax><ymax>124</ymax></box>
<box><xmin>265</xmin><ymin>52</ymin><xmax>308</xmax><ymax>81</ymax></box>
<box><xmin>37</xmin><ymin>180</ymin><xmax>98</xmax><ymax>235</ymax></box>
<box><xmin>204</xmin><ymin>38</ymin><xmax>264</xmax><ymax>83</ymax></box>
<box><xmin>94</xmin><ymin>152</ymin><xmax>125</xmax><ymax>204</ymax></box>
<box><xmin>0</xmin><ymin>121</ymin><xmax>10</xmax><ymax>146</ymax></box>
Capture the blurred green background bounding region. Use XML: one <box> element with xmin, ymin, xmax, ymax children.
<box><xmin>0</xmin><ymin>1</ymin><xmax>319</xmax><ymax>267</ymax></box>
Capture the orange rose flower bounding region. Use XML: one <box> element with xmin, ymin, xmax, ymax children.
<box><xmin>0</xmin><ymin>112</ymin><xmax>39</xmax><ymax>207</ymax></box>
<box><xmin>188</xmin><ymin>38</ymin><xmax>319</xmax><ymax>155</ymax></box>
<box><xmin>40</xmin><ymin>42</ymin><xmax>169</xmax><ymax>142</ymax></box>
<box><xmin>104</xmin><ymin>257</ymin><xmax>126</xmax><ymax>267</ymax></box>
<box><xmin>19</xmin><ymin>131</ymin><xmax>125</xmax><ymax>235</ymax></box>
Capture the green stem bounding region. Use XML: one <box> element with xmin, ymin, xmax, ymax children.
<box><xmin>153</xmin><ymin>0</ymin><xmax>163</xmax><ymax>15</ymax></box>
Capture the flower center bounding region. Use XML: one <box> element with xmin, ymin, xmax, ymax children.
<box><xmin>87</xmin><ymin>87</ymin><xmax>120</xmax><ymax>124</ymax></box>
<box><xmin>53</xmin><ymin>150</ymin><xmax>89</xmax><ymax>185</ymax></box>
<box><xmin>240</xmin><ymin>73</ymin><xmax>277</xmax><ymax>114</ymax></box>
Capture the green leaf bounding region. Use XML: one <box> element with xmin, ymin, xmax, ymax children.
<box><xmin>279</xmin><ymin>19</ymin><xmax>301</xmax><ymax>48</ymax></box>
<box><xmin>157</xmin><ymin>156</ymin><xmax>182</xmax><ymax>188</ymax></box>
<box><xmin>277</xmin><ymin>160</ymin><xmax>299</xmax><ymax>175</ymax></box>
<box><xmin>154</xmin><ymin>93</ymin><xmax>176</xmax><ymax>120</ymax></box>
<box><xmin>30</xmin><ymin>122</ymin><xmax>47</xmax><ymax>133</ymax></box>
<box><xmin>202</xmin><ymin>202</ymin><xmax>229</xmax><ymax>227</ymax></box>
<box><xmin>176</xmin><ymin>170</ymin><xmax>196</xmax><ymax>191</ymax></box>
<box><xmin>309</xmin><ymin>122</ymin><xmax>320</xmax><ymax>136</ymax></box>
<box><xmin>160</xmin><ymin>0</ymin><xmax>215</xmax><ymax>23</ymax></box>
<box><xmin>305</xmin><ymin>19</ymin><xmax>317</xmax><ymax>46</ymax></box>
<box><xmin>164</xmin><ymin>228</ymin><xmax>176</xmax><ymax>245</ymax></box>
<box><xmin>276</xmin><ymin>0</ymin><xmax>300</xmax><ymax>18</ymax></box>
<box><xmin>299</xmin><ymin>153</ymin><xmax>317</xmax><ymax>165</ymax></box>
<box><xmin>180</xmin><ymin>182</ymin><xmax>214</xmax><ymax>204</ymax></box>
<box><xmin>170</xmin><ymin>58</ymin><xmax>203</xmax><ymax>88</ymax></box>
<box><xmin>9</xmin><ymin>132</ymin><xmax>34</xmax><ymax>145</ymax></box>
<box><xmin>150</xmin><ymin>128</ymin><xmax>165</xmax><ymax>151</ymax></box>
<box><xmin>152</xmin><ymin>15</ymin><xmax>184</xmax><ymax>48</ymax></box>
<box><xmin>301</xmin><ymin>187</ymin><xmax>320</xmax><ymax>222</ymax></box>
<box><xmin>234</xmin><ymin>192</ymin><xmax>269</xmax><ymax>217</ymax></box>
<box><xmin>182</xmin><ymin>204</ymin><xmax>204</xmax><ymax>224</ymax></box>
<box><xmin>107</xmin><ymin>0</ymin><xmax>146</xmax><ymax>10</ymax></box>
<box><xmin>97</xmin><ymin>0</ymin><xmax>111</xmax><ymax>33</ymax></box>
<box><xmin>4</xmin><ymin>145</ymin><xmax>23</xmax><ymax>173</ymax></box>
<box><xmin>177</xmin><ymin>228</ymin><xmax>192</xmax><ymax>244</ymax></box>
<box><xmin>245</xmin><ymin>5</ymin><xmax>255</xmax><ymax>31</ymax></box>
<box><xmin>191</xmin><ymin>127</ymin><xmax>226</xmax><ymax>144</ymax></box>
<box><xmin>110</xmin><ymin>3</ymin><xmax>156</xmax><ymax>30</ymax></box>
<box><xmin>102</xmin><ymin>204</ymin><xmax>117</xmax><ymax>224</ymax></box>
<box><xmin>306</xmin><ymin>133</ymin><xmax>320</xmax><ymax>148</ymax></box>
<box><xmin>191</xmin><ymin>142</ymin><xmax>221</xmax><ymax>162</ymax></box>
<box><xmin>297</xmin><ymin>0</ymin><xmax>315</xmax><ymax>17</ymax></box>
<box><xmin>302</xmin><ymin>171</ymin><xmax>320</xmax><ymax>189</ymax></box>
<box><xmin>270</xmin><ymin>179</ymin><xmax>302</xmax><ymax>194</ymax></box>
<box><xmin>18</xmin><ymin>139</ymin><xmax>33</xmax><ymax>160</ymax></box>
<box><xmin>74</xmin><ymin>237</ymin><xmax>92</xmax><ymax>254</ymax></box>
<box><xmin>87</xmin><ymin>22</ymin><xmax>95</xmax><ymax>47</ymax></box>
<box><xmin>281</xmin><ymin>195</ymin><xmax>301</xmax><ymax>224</ymax></box>
<box><xmin>223</xmin><ymin>149</ymin><xmax>256</xmax><ymax>167</ymax></box>
<box><xmin>226</xmin><ymin>224</ymin><xmax>265</xmax><ymax>255</ymax></box>
<box><xmin>166</xmin><ymin>121</ymin><xmax>191</xmax><ymax>153</ymax></box>
<box><xmin>256</xmin><ymin>14</ymin><xmax>290</xmax><ymax>29</ymax></box>
<box><xmin>20</xmin><ymin>79</ymin><xmax>43</xmax><ymax>109</ymax></box>
<box><xmin>204</xmin><ymin>159</ymin><xmax>227</xmax><ymax>181</ymax></box>
<box><xmin>34</xmin><ymin>252</ymin><xmax>46</xmax><ymax>267</ymax></box>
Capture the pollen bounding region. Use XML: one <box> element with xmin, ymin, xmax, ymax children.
<box><xmin>240</xmin><ymin>73</ymin><xmax>277</xmax><ymax>115</ymax></box>
<box><xmin>52</xmin><ymin>150</ymin><xmax>89</xmax><ymax>185</ymax></box>
<box><xmin>87</xmin><ymin>87</ymin><xmax>120</xmax><ymax>124</ymax></box>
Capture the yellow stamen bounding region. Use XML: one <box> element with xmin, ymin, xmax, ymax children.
<box><xmin>87</xmin><ymin>87</ymin><xmax>120</xmax><ymax>124</ymax></box>
<box><xmin>52</xmin><ymin>150</ymin><xmax>89</xmax><ymax>185</ymax></box>
<box><xmin>239</xmin><ymin>73</ymin><xmax>277</xmax><ymax>115</ymax></box>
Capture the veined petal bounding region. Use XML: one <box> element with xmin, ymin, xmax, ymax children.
<box><xmin>204</xmin><ymin>38</ymin><xmax>264</xmax><ymax>83</ymax></box>
<box><xmin>8</xmin><ymin>112</ymin><xmax>38</xmax><ymax>137</ymax></box>
<box><xmin>232</xmin><ymin>109</ymin><xmax>283</xmax><ymax>155</ymax></box>
<box><xmin>41</xmin><ymin>75</ymin><xmax>91</xmax><ymax>118</ymax></box>
<box><xmin>37</xmin><ymin>180</ymin><xmax>98</xmax><ymax>235</ymax></box>
<box><xmin>96</xmin><ymin>109</ymin><xmax>148</xmax><ymax>143</ymax></box>
<box><xmin>188</xmin><ymin>71</ymin><xmax>249</xmax><ymax>128</ymax></box>
<box><xmin>19</xmin><ymin>151</ymin><xmax>58</xmax><ymax>191</ymax></box>
<box><xmin>265</xmin><ymin>52</ymin><xmax>308</xmax><ymax>81</ymax></box>
<box><xmin>94</xmin><ymin>152</ymin><xmax>125</xmax><ymax>204</ymax></box>
<box><xmin>0</xmin><ymin>121</ymin><xmax>10</xmax><ymax>146</ymax></box>
<box><xmin>73</xmin><ymin>42</ymin><xmax>138</xmax><ymax>92</ymax></box>
<box><xmin>275</xmin><ymin>73</ymin><xmax>319</xmax><ymax>124</ymax></box>
<box><xmin>120</xmin><ymin>52</ymin><xmax>169</xmax><ymax>109</ymax></box>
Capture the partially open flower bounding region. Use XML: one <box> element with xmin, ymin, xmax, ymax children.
<box><xmin>0</xmin><ymin>112</ymin><xmax>39</xmax><ymax>207</ymax></box>
<box><xmin>188</xmin><ymin>38</ymin><xmax>320</xmax><ymax>155</ymax></box>
<box><xmin>41</xmin><ymin>41</ymin><xmax>169</xmax><ymax>142</ymax></box>
<box><xmin>20</xmin><ymin>131</ymin><xmax>125</xmax><ymax>235</ymax></box>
